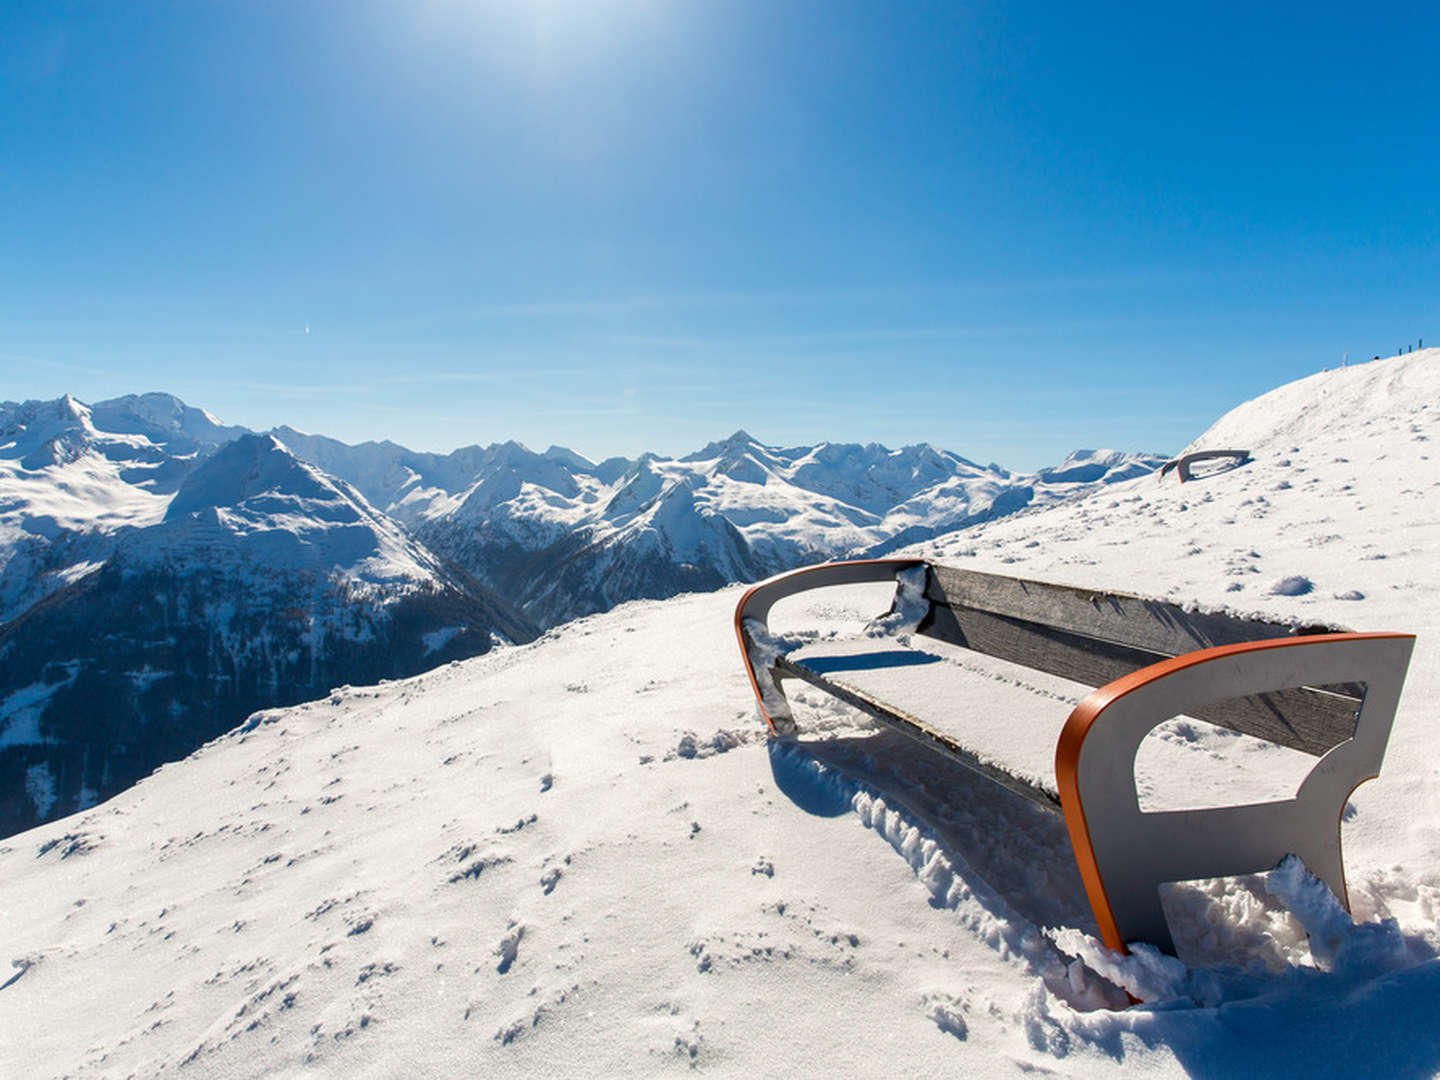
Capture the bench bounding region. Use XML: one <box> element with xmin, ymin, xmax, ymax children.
<box><xmin>1159</xmin><ymin>448</ymin><xmax>1251</xmax><ymax>482</ymax></box>
<box><xmin>734</xmin><ymin>559</ymin><xmax>1414</xmax><ymax>956</ymax></box>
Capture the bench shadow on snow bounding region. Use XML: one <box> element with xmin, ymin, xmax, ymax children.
<box><xmin>1122</xmin><ymin>958</ymin><xmax>1440</xmax><ymax>1080</ymax></box>
<box><xmin>801</xmin><ymin>650</ymin><xmax>943</xmax><ymax>675</ymax></box>
<box><xmin>768</xmin><ymin>729</ymin><xmax>1440</xmax><ymax>1078</ymax></box>
<box><xmin>767</xmin><ymin>726</ymin><xmax>1097</xmax><ymax>936</ymax></box>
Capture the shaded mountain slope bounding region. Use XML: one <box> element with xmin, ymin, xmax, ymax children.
<box><xmin>0</xmin><ymin>435</ymin><xmax>537</xmax><ymax>836</ymax></box>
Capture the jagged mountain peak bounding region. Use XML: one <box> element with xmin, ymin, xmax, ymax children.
<box><xmin>707</xmin><ymin>449</ymin><xmax>774</xmax><ymax>486</ymax></box>
<box><xmin>0</xmin><ymin>394</ymin><xmax>107</xmax><ymax>471</ymax></box>
<box><xmin>2</xmin><ymin>391</ymin><xmax>246</xmax><ymax>474</ymax></box>
<box><xmin>602</xmin><ymin>458</ymin><xmax>667</xmax><ymax>521</ymax></box>
<box><xmin>680</xmin><ymin>429</ymin><xmax>763</xmax><ymax>462</ymax></box>
<box><xmin>164</xmin><ymin>433</ymin><xmax>357</xmax><ymax>523</ymax></box>
<box><xmin>489</xmin><ymin>439</ymin><xmax>535</xmax><ymax>462</ymax></box>
<box><xmin>543</xmin><ymin>445</ymin><xmax>597</xmax><ymax>471</ymax></box>
<box><xmin>2</xmin><ymin>392</ymin><xmax>95</xmax><ymax>436</ymax></box>
<box><xmin>143</xmin><ymin>434</ymin><xmax>460</xmax><ymax>595</ymax></box>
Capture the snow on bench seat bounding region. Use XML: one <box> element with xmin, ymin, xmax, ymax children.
<box><xmin>785</xmin><ymin>633</ymin><xmax>1328</xmax><ymax>813</ymax></box>
<box><xmin>785</xmin><ymin>634</ymin><xmax>1083</xmax><ymax>802</ymax></box>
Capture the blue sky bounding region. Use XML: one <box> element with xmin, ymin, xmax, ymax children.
<box><xmin>3</xmin><ymin>1</ymin><xmax>1435</xmax><ymax>470</ymax></box>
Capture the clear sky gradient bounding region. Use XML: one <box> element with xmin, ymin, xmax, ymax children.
<box><xmin>3</xmin><ymin>1</ymin><xmax>1435</xmax><ymax>470</ymax></box>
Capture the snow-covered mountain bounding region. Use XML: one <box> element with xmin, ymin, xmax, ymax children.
<box><xmin>2</xmin><ymin>352</ymin><xmax>1436</xmax><ymax>1077</ymax></box>
<box><xmin>0</xmin><ymin>393</ymin><xmax>253</xmax><ymax>623</ymax></box>
<box><xmin>375</xmin><ymin>429</ymin><xmax>1162</xmax><ymax>626</ymax></box>
<box><xmin>6</xmin><ymin>391</ymin><xmax>1163</xmax><ymax>631</ymax></box>
<box><xmin>0</xmin><ymin>431</ymin><xmax>537</xmax><ymax>837</ymax></box>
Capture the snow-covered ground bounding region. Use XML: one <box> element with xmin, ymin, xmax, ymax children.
<box><xmin>2</xmin><ymin>352</ymin><xmax>1438</xmax><ymax>1076</ymax></box>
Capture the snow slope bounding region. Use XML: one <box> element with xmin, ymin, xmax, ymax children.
<box><xmin>2</xmin><ymin>352</ymin><xmax>1438</xmax><ymax>1077</ymax></box>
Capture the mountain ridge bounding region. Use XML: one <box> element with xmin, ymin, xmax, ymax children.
<box><xmin>3</xmin><ymin>391</ymin><xmax>1167</xmax><ymax>631</ymax></box>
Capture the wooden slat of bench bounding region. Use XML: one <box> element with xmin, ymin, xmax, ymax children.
<box><xmin>928</xmin><ymin>564</ymin><xmax>1316</xmax><ymax>656</ymax></box>
<box><xmin>924</xmin><ymin>568</ymin><xmax>1363</xmax><ymax>756</ymax></box>
<box><xmin>921</xmin><ymin>599</ymin><xmax>1167</xmax><ymax>688</ymax></box>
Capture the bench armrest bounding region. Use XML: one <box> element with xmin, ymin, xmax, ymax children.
<box><xmin>735</xmin><ymin>559</ymin><xmax>927</xmax><ymax>733</ymax></box>
<box><xmin>1056</xmin><ymin>632</ymin><xmax>1415</xmax><ymax>953</ymax></box>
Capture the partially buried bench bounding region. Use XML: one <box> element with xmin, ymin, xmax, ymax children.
<box><xmin>1159</xmin><ymin>448</ymin><xmax>1251</xmax><ymax>482</ymax></box>
<box><xmin>734</xmin><ymin>559</ymin><xmax>1415</xmax><ymax>956</ymax></box>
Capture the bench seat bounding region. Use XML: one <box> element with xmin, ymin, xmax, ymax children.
<box><xmin>785</xmin><ymin>635</ymin><xmax>1076</xmax><ymax>804</ymax></box>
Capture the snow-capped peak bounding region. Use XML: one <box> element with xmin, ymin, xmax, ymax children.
<box><xmin>90</xmin><ymin>391</ymin><xmax>249</xmax><ymax>454</ymax></box>
<box><xmin>1031</xmin><ymin>448</ymin><xmax>1165</xmax><ymax>486</ymax></box>
<box><xmin>164</xmin><ymin>433</ymin><xmax>351</xmax><ymax>523</ymax></box>
<box><xmin>0</xmin><ymin>394</ymin><xmax>101</xmax><ymax>468</ymax></box>
<box><xmin>543</xmin><ymin>445</ymin><xmax>598</xmax><ymax>471</ymax></box>
<box><xmin>680</xmin><ymin>429</ymin><xmax>763</xmax><ymax>462</ymax></box>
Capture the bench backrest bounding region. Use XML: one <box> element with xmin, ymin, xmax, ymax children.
<box><xmin>918</xmin><ymin>565</ymin><xmax>1362</xmax><ymax>756</ymax></box>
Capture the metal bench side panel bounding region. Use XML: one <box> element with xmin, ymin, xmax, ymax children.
<box><xmin>1056</xmin><ymin>632</ymin><xmax>1415</xmax><ymax>954</ymax></box>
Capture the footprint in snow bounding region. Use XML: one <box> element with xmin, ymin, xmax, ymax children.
<box><xmin>496</xmin><ymin>923</ymin><xmax>524</xmax><ymax>974</ymax></box>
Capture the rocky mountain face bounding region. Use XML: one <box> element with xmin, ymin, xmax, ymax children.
<box><xmin>0</xmin><ymin>393</ymin><xmax>1163</xmax><ymax>835</ymax></box>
